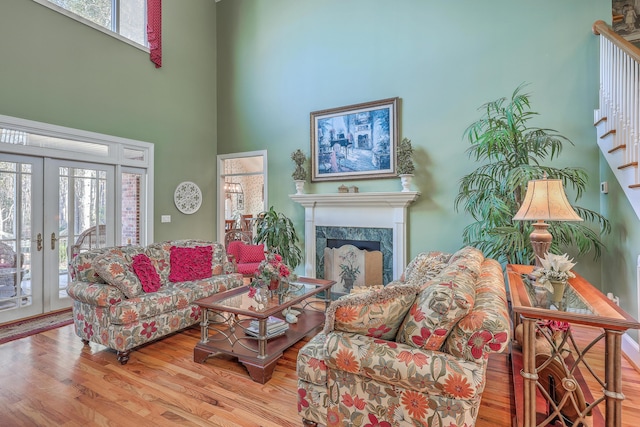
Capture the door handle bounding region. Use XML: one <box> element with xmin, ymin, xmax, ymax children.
<box><xmin>51</xmin><ymin>232</ymin><xmax>58</xmax><ymax>250</ymax></box>
<box><xmin>36</xmin><ymin>233</ymin><xmax>43</xmax><ymax>251</ymax></box>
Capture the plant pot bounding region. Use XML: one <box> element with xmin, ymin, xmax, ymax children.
<box><xmin>294</xmin><ymin>180</ymin><xmax>305</xmax><ymax>195</ymax></box>
<box><xmin>399</xmin><ymin>174</ymin><xmax>414</xmax><ymax>192</ymax></box>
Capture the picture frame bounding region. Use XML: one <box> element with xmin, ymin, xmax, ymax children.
<box><xmin>310</xmin><ymin>97</ymin><xmax>399</xmax><ymax>182</ymax></box>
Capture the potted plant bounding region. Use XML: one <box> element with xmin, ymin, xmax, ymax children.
<box><xmin>291</xmin><ymin>149</ymin><xmax>307</xmax><ymax>195</ymax></box>
<box><xmin>455</xmin><ymin>84</ymin><xmax>610</xmax><ymax>265</ymax></box>
<box><xmin>254</xmin><ymin>206</ymin><xmax>303</xmax><ymax>269</ymax></box>
<box><xmin>531</xmin><ymin>252</ymin><xmax>576</xmax><ymax>303</ymax></box>
<box><xmin>396</xmin><ymin>137</ymin><xmax>415</xmax><ymax>192</ymax></box>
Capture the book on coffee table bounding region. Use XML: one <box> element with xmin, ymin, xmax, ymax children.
<box><xmin>245</xmin><ymin>316</ymin><xmax>289</xmax><ymax>338</ymax></box>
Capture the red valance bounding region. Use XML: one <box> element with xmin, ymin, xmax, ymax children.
<box><xmin>147</xmin><ymin>0</ymin><xmax>162</xmax><ymax>68</ymax></box>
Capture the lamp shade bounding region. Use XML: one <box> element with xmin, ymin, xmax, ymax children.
<box><xmin>513</xmin><ymin>178</ymin><xmax>583</xmax><ymax>222</ymax></box>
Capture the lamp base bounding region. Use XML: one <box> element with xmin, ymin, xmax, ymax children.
<box><xmin>530</xmin><ymin>221</ymin><xmax>552</xmax><ymax>267</ymax></box>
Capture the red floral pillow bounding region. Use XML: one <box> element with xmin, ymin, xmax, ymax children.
<box><xmin>132</xmin><ymin>253</ymin><xmax>162</xmax><ymax>293</ymax></box>
<box><xmin>239</xmin><ymin>243</ymin><xmax>265</xmax><ymax>264</ymax></box>
<box><xmin>169</xmin><ymin>245</ymin><xmax>213</xmax><ymax>282</ymax></box>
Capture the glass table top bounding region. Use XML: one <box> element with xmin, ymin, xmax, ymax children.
<box><xmin>521</xmin><ymin>274</ymin><xmax>595</xmax><ymax>315</ymax></box>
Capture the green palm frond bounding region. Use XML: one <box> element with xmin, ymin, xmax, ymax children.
<box><xmin>456</xmin><ymin>84</ymin><xmax>610</xmax><ymax>263</ymax></box>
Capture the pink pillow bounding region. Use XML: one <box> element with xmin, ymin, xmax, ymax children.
<box><xmin>226</xmin><ymin>240</ymin><xmax>245</xmax><ymax>261</ymax></box>
<box><xmin>239</xmin><ymin>243</ymin><xmax>265</xmax><ymax>263</ymax></box>
<box><xmin>132</xmin><ymin>253</ymin><xmax>162</xmax><ymax>293</ymax></box>
<box><xmin>169</xmin><ymin>245</ymin><xmax>213</xmax><ymax>282</ymax></box>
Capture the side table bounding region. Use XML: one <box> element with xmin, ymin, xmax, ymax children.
<box><xmin>507</xmin><ymin>264</ymin><xmax>640</xmax><ymax>427</ymax></box>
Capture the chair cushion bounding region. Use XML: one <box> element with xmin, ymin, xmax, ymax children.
<box><xmin>94</xmin><ymin>252</ymin><xmax>144</xmax><ymax>298</ymax></box>
<box><xmin>169</xmin><ymin>245</ymin><xmax>213</xmax><ymax>282</ymax></box>
<box><xmin>239</xmin><ymin>243</ymin><xmax>265</xmax><ymax>264</ymax></box>
<box><xmin>323</xmin><ymin>282</ymin><xmax>419</xmax><ymax>340</ymax></box>
<box><xmin>236</xmin><ymin>262</ymin><xmax>261</xmax><ymax>276</ymax></box>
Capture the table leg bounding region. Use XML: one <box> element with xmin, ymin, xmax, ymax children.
<box><xmin>521</xmin><ymin>317</ymin><xmax>538</xmax><ymax>427</ymax></box>
<box><xmin>200</xmin><ymin>308</ymin><xmax>210</xmax><ymax>343</ymax></box>
<box><xmin>604</xmin><ymin>329</ymin><xmax>624</xmax><ymax>427</ymax></box>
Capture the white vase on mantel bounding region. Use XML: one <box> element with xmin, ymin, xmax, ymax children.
<box><xmin>399</xmin><ymin>174</ymin><xmax>414</xmax><ymax>192</ymax></box>
<box><xmin>294</xmin><ymin>180</ymin><xmax>306</xmax><ymax>195</ymax></box>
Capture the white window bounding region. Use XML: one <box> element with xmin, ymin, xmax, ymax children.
<box><xmin>32</xmin><ymin>0</ymin><xmax>147</xmax><ymax>48</ymax></box>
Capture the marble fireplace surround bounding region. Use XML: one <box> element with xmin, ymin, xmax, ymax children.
<box><xmin>289</xmin><ymin>191</ymin><xmax>420</xmax><ymax>282</ymax></box>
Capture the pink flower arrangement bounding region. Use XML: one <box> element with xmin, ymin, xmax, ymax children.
<box><xmin>248</xmin><ymin>252</ymin><xmax>297</xmax><ymax>298</ymax></box>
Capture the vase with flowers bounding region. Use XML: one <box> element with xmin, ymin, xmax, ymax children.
<box><xmin>531</xmin><ymin>252</ymin><xmax>576</xmax><ymax>304</ymax></box>
<box><xmin>249</xmin><ymin>252</ymin><xmax>297</xmax><ymax>301</ymax></box>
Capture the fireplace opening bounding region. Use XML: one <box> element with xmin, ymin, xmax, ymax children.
<box><xmin>326</xmin><ymin>238</ymin><xmax>381</xmax><ymax>252</ymax></box>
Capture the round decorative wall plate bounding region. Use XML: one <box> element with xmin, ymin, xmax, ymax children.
<box><xmin>174</xmin><ymin>181</ymin><xmax>202</xmax><ymax>214</ymax></box>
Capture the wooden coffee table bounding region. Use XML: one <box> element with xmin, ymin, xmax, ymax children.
<box><xmin>193</xmin><ymin>277</ymin><xmax>335</xmax><ymax>383</ymax></box>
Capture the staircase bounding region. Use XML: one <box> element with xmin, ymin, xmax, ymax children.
<box><xmin>593</xmin><ymin>20</ymin><xmax>640</xmax><ymax>219</ymax></box>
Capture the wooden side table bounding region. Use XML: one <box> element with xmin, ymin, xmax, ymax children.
<box><xmin>507</xmin><ymin>264</ymin><xmax>640</xmax><ymax>427</ymax></box>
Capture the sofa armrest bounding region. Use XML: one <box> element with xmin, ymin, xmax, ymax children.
<box><xmin>442</xmin><ymin>258</ymin><xmax>511</xmax><ymax>361</ymax></box>
<box><xmin>325</xmin><ymin>332</ymin><xmax>486</xmax><ymax>399</ymax></box>
<box><xmin>66</xmin><ymin>281</ymin><xmax>126</xmax><ymax>307</ymax></box>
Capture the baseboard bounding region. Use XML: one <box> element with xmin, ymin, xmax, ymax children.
<box><xmin>623</xmin><ymin>332</ymin><xmax>640</xmax><ymax>372</ymax></box>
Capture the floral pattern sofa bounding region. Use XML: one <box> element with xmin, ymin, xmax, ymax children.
<box><xmin>66</xmin><ymin>240</ymin><xmax>243</xmax><ymax>364</ymax></box>
<box><xmin>297</xmin><ymin>246</ymin><xmax>511</xmax><ymax>427</ymax></box>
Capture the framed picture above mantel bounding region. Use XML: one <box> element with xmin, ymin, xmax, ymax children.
<box><xmin>310</xmin><ymin>97</ymin><xmax>399</xmax><ymax>182</ymax></box>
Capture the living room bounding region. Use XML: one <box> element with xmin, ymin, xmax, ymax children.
<box><xmin>2</xmin><ymin>0</ymin><xmax>640</xmax><ymax>425</ymax></box>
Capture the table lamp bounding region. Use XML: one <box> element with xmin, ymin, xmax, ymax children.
<box><xmin>512</xmin><ymin>175</ymin><xmax>583</xmax><ymax>267</ymax></box>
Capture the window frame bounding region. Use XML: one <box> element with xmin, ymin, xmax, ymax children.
<box><xmin>31</xmin><ymin>0</ymin><xmax>150</xmax><ymax>52</ymax></box>
<box><xmin>0</xmin><ymin>113</ymin><xmax>155</xmax><ymax>246</ymax></box>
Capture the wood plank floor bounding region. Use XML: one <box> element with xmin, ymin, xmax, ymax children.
<box><xmin>0</xmin><ymin>323</ymin><xmax>638</xmax><ymax>426</ymax></box>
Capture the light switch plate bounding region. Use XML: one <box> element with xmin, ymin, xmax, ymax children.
<box><xmin>161</xmin><ymin>215</ymin><xmax>171</xmax><ymax>223</ymax></box>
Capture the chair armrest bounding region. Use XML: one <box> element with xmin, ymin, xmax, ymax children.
<box><xmin>66</xmin><ymin>281</ymin><xmax>125</xmax><ymax>307</ymax></box>
<box><xmin>325</xmin><ymin>332</ymin><xmax>486</xmax><ymax>399</ymax></box>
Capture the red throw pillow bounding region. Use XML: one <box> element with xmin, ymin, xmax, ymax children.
<box><xmin>239</xmin><ymin>243</ymin><xmax>265</xmax><ymax>264</ymax></box>
<box><xmin>132</xmin><ymin>253</ymin><xmax>162</xmax><ymax>293</ymax></box>
<box><xmin>169</xmin><ymin>245</ymin><xmax>213</xmax><ymax>282</ymax></box>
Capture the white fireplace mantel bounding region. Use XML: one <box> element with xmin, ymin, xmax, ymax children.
<box><xmin>290</xmin><ymin>191</ymin><xmax>420</xmax><ymax>281</ymax></box>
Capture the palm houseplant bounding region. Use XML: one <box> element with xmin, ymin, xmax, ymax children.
<box><xmin>454</xmin><ymin>84</ymin><xmax>610</xmax><ymax>265</ymax></box>
<box><xmin>254</xmin><ymin>206</ymin><xmax>303</xmax><ymax>270</ymax></box>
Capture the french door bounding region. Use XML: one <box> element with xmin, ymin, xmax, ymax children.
<box><xmin>0</xmin><ymin>154</ymin><xmax>114</xmax><ymax>323</ymax></box>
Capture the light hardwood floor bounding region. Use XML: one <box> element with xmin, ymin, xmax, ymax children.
<box><xmin>0</xmin><ymin>323</ymin><xmax>638</xmax><ymax>426</ymax></box>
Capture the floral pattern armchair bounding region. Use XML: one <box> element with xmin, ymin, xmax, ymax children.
<box><xmin>297</xmin><ymin>247</ymin><xmax>511</xmax><ymax>427</ymax></box>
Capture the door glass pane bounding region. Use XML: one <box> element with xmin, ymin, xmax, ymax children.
<box><xmin>122</xmin><ymin>172</ymin><xmax>141</xmax><ymax>245</ymax></box>
<box><xmin>0</xmin><ymin>161</ymin><xmax>32</xmax><ymax>310</ymax></box>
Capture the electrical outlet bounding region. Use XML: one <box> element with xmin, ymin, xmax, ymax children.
<box><xmin>161</xmin><ymin>215</ymin><xmax>171</xmax><ymax>223</ymax></box>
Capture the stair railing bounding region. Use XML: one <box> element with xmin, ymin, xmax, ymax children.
<box><xmin>593</xmin><ymin>20</ymin><xmax>640</xmax><ymax>181</ymax></box>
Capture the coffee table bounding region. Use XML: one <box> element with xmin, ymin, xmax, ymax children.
<box><xmin>193</xmin><ymin>277</ymin><xmax>335</xmax><ymax>383</ymax></box>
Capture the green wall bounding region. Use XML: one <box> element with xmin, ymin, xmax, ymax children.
<box><xmin>217</xmin><ymin>0</ymin><xmax>609</xmax><ymax>284</ymax></box>
<box><xmin>0</xmin><ymin>0</ymin><xmax>218</xmax><ymax>242</ymax></box>
<box><xmin>600</xmin><ymin>154</ymin><xmax>640</xmax><ymax>336</ymax></box>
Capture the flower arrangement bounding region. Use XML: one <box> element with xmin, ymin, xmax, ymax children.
<box><xmin>531</xmin><ymin>252</ymin><xmax>576</xmax><ymax>293</ymax></box>
<box><xmin>249</xmin><ymin>252</ymin><xmax>297</xmax><ymax>298</ymax></box>
<box><xmin>338</xmin><ymin>249</ymin><xmax>360</xmax><ymax>291</ymax></box>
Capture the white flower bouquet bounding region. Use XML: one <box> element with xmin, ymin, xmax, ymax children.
<box><xmin>531</xmin><ymin>252</ymin><xmax>576</xmax><ymax>293</ymax></box>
